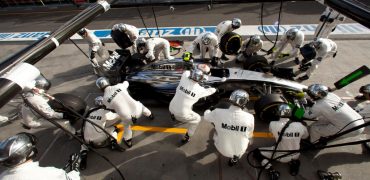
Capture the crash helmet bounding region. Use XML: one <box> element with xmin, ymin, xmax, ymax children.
<box><xmin>359</xmin><ymin>84</ymin><xmax>370</xmax><ymax>98</ymax></box>
<box><xmin>286</xmin><ymin>28</ymin><xmax>299</xmax><ymax>41</ymax></box>
<box><xmin>201</xmin><ymin>32</ymin><xmax>213</xmax><ymax>45</ymax></box>
<box><xmin>229</xmin><ymin>89</ymin><xmax>249</xmax><ymax>108</ymax></box>
<box><xmin>116</xmin><ymin>23</ymin><xmax>126</xmax><ymax>32</ymax></box>
<box><xmin>137</xmin><ymin>37</ymin><xmax>146</xmax><ymax>46</ymax></box>
<box><xmin>277</xmin><ymin>104</ymin><xmax>292</xmax><ymax>118</ymax></box>
<box><xmin>231</xmin><ymin>18</ymin><xmax>242</xmax><ymax>29</ymax></box>
<box><xmin>196</xmin><ymin>64</ymin><xmax>211</xmax><ymax>75</ymax></box>
<box><xmin>34</xmin><ymin>75</ymin><xmax>51</xmax><ymax>91</ymax></box>
<box><xmin>78</xmin><ymin>28</ymin><xmax>87</xmax><ymax>37</ymax></box>
<box><xmin>96</xmin><ymin>77</ymin><xmax>110</xmax><ymax>90</ymax></box>
<box><xmin>95</xmin><ymin>96</ymin><xmax>104</xmax><ymax>106</ymax></box>
<box><xmin>250</xmin><ymin>35</ymin><xmax>261</xmax><ymax>45</ymax></box>
<box><xmin>307</xmin><ymin>84</ymin><xmax>329</xmax><ymax>100</ymax></box>
<box><xmin>190</xmin><ymin>69</ymin><xmax>206</xmax><ymax>82</ymax></box>
<box><xmin>0</xmin><ymin>133</ymin><xmax>38</xmax><ymax>167</ymax></box>
<box><xmin>311</xmin><ymin>38</ymin><xmax>323</xmax><ymax>49</ymax></box>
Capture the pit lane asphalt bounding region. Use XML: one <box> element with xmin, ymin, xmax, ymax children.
<box><xmin>0</xmin><ymin>39</ymin><xmax>369</xmax><ymax>180</ymax></box>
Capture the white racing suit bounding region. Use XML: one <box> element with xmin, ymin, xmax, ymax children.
<box><xmin>203</xmin><ymin>105</ymin><xmax>254</xmax><ymax>159</ymax></box>
<box><xmin>112</xmin><ymin>23</ymin><xmax>139</xmax><ymax>53</ymax></box>
<box><xmin>21</xmin><ymin>92</ymin><xmax>75</xmax><ymax>134</ymax></box>
<box><xmin>83</xmin><ymin>28</ymin><xmax>109</xmax><ymax>67</ymax></box>
<box><xmin>271</xmin><ymin>30</ymin><xmax>304</xmax><ymax>64</ymax></box>
<box><xmin>304</xmin><ymin>92</ymin><xmax>365</xmax><ymax>143</ymax></box>
<box><xmin>0</xmin><ymin>161</ymin><xmax>80</xmax><ymax>180</ymax></box>
<box><xmin>236</xmin><ymin>37</ymin><xmax>263</xmax><ymax>62</ymax></box>
<box><xmin>300</xmin><ymin>38</ymin><xmax>337</xmax><ymax>78</ymax></box>
<box><xmin>215</xmin><ymin>20</ymin><xmax>235</xmax><ymax>58</ymax></box>
<box><xmin>143</xmin><ymin>38</ymin><xmax>174</xmax><ymax>61</ymax></box>
<box><xmin>103</xmin><ymin>81</ymin><xmax>152</xmax><ymax>141</ymax></box>
<box><xmin>259</xmin><ymin>118</ymin><xmax>308</xmax><ymax>164</ymax></box>
<box><xmin>188</xmin><ymin>32</ymin><xmax>218</xmax><ymax>59</ymax></box>
<box><xmin>169</xmin><ymin>71</ymin><xmax>217</xmax><ymax>137</ymax></box>
<box><xmin>314</xmin><ymin>7</ymin><xmax>346</xmax><ymax>38</ymax></box>
<box><xmin>82</xmin><ymin>108</ymin><xmax>121</xmax><ymax>149</ymax></box>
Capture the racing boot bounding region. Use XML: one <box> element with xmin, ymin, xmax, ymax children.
<box><xmin>79</xmin><ymin>150</ymin><xmax>88</xmax><ymax>170</ymax></box>
<box><xmin>267</xmin><ymin>168</ymin><xmax>280</xmax><ymax>180</ymax></box>
<box><xmin>181</xmin><ymin>133</ymin><xmax>190</xmax><ymax>144</ymax></box>
<box><xmin>228</xmin><ymin>156</ymin><xmax>239</xmax><ymax>167</ymax></box>
<box><xmin>289</xmin><ymin>159</ymin><xmax>300</xmax><ymax>176</ymax></box>
<box><xmin>317</xmin><ymin>170</ymin><xmax>342</xmax><ymax>180</ymax></box>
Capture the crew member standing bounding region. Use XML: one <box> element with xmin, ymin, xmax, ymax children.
<box><xmin>314</xmin><ymin>7</ymin><xmax>346</xmax><ymax>38</ymax></box>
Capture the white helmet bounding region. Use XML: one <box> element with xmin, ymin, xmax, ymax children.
<box><xmin>0</xmin><ymin>133</ymin><xmax>37</xmax><ymax>167</ymax></box>
<box><xmin>95</xmin><ymin>96</ymin><xmax>104</xmax><ymax>106</ymax></box>
<box><xmin>34</xmin><ymin>75</ymin><xmax>51</xmax><ymax>91</ymax></box>
<box><xmin>190</xmin><ymin>69</ymin><xmax>206</xmax><ymax>82</ymax></box>
<box><xmin>229</xmin><ymin>89</ymin><xmax>249</xmax><ymax>108</ymax></box>
<box><xmin>78</xmin><ymin>28</ymin><xmax>87</xmax><ymax>37</ymax></box>
<box><xmin>250</xmin><ymin>35</ymin><xmax>261</xmax><ymax>45</ymax></box>
<box><xmin>307</xmin><ymin>84</ymin><xmax>329</xmax><ymax>100</ymax></box>
<box><xmin>96</xmin><ymin>77</ymin><xmax>110</xmax><ymax>90</ymax></box>
<box><xmin>231</xmin><ymin>18</ymin><xmax>242</xmax><ymax>29</ymax></box>
<box><xmin>286</xmin><ymin>28</ymin><xmax>299</xmax><ymax>41</ymax></box>
<box><xmin>201</xmin><ymin>32</ymin><xmax>213</xmax><ymax>45</ymax></box>
<box><xmin>277</xmin><ymin>104</ymin><xmax>292</xmax><ymax>118</ymax></box>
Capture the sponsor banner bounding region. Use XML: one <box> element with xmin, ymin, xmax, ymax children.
<box><xmin>0</xmin><ymin>23</ymin><xmax>369</xmax><ymax>41</ymax></box>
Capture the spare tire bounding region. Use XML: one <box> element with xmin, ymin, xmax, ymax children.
<box><xmin>219</xmin><ymin>32</ymin><xmax>242</xmax><ymax>55</ymax></box>
<box><xmin>111</xmin><ymin>29</ymin><xmax>134</xmax><ymax>49</ymax></box>
<box><xmin>48</xmin><ymin>93</ymin><xmax>87</xmax><ymax>123</ymax></box>
<box><xmin>254</xmin><ymin>94</ymin><xmax>287</xmax><ymax>122</ymax></box>
<box><xmin>243</xmin><ymin>55</ymin><xmax>269</xmax><ymax>72</ymax></box>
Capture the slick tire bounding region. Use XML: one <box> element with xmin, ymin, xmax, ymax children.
<box><xmin>49</xmin><ymin>93</ymin><xmax>87</xmax><ymax>123</ymax></box>
<box><xmin>254</xmin><ymin>94</ymin><xmax>287</xmax><ymax>122</ymax></box>
<box><xmin>219</xmin><ymin>32</ymin><xmax>242</xmax><ymax>55</ymax></box>
<box><xmin>243</xmin><ymin>55</ymin><xmax>269</xmax><ymax>72</ymax></box>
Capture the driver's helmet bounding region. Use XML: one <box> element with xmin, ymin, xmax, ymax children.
<box><xmin>94</xmin><ymin>96</ymin><xmax>104</xmax><ymax>106</ymax></box>
<box><xmin>78</xmin><ymin>28</ymin><xmax>87</xmax><ymax>37</ymax></box>
<box><xmin>286</xmin><ymin>28</ymin><xmax>299</xmax><ymax>41</ymax></box>
<box><xmin>0</xmin><ymin>133</ymin><xmax>38</xmax><ymax>167</ymax></box>
<box><xmin>307</xmin><ymin>84</ymin><xmax>329</xmax><ymax>100</ymax></box>
<box><xmin>250</xmin><ymin>35</ymin><xmax>261</xmax><ymax>45</ymax></box>
<box><xmin>277</xmin><ymin>104</ymin><xmax>292</xmax><ymax>118</ymax></box>
<box><xmin>229</xmin><ymin>89</ymin><xmax>249</xmax><ymax>108</ymax></box>
<box><xmin>190</xmin><ymin>69</ymin><xmax>206</xmax><ymax>82</ymax></box>
<box><xmin>231</xmin><ymin>18</ymin><xmax>242</xmax><ymax>29</ymax></box>
<box><xmin>201</xmin><ymin>32</ymin><xmax>213</xmax><ymax>45</ymax></box>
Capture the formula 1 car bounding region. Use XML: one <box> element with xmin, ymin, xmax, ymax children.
<box><xmin>99</xmin><ymin>48</ymin><xmax>307</xmax><ymax>122</ymax></box>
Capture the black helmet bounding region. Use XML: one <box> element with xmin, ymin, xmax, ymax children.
<box><xmin>307</xmin><ymin>84</ymin><xmax>329</xmax><ymax>100</ymax></box>
<box><xmin>0</xmin><ymin>133</ymin><xmax>37</xmax><ymax>167</ymax></box>
<box><xmin>78</xmin><ymin>28</ymin><xmax>87</xmax><ymax>36</ymax></box>
<box><xmin>277</xmin><ymin>104</ymin><xmax>292</xmax><ymax>118</ymax></box>
<box><xmin>229</xmin><ymin>89</ymin><xmax>249</xmax><ymax>108</ymax></box>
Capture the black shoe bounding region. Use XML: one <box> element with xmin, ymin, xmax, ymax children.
<box><xmin>269</xmin><ymin>60</ymin><xmax>276</xmax><ymax>66</ymax></box>
<box><xmin>289</xmin><ymin>160</ymin><xmax>300</xmax><ymax>176</ymax></box>
<box><xmin>181</xmin><ymin>133</ymin><xmax>190</xmax><ymax>144</ymax></box>
<box><xmin>363</xmin><ymin>142</ymin><xmax>370</xmax><ymax>153</ymax></box>
<box><xmin>221</xmin><ymin>54</ymin><xmax>229</xmax><ymax>60</ymax></box>
<box><xmin>355</xmin><ymin>95</ymin><xmax>367</xmax><ymax>101</ymax></box>
<box><xmin>79</xmin><ymin>150</ymin><xmax>88</xmax><ymax>170</ymax></box>
<box><xmin>111</xmin><ymin>139</ymin><xmax>127</xmax><ymax>151</ymax></box>
<box><xmin>297</xmin><ymin>75</ymin><xmax>309</xmax><ymax>81</ymax></box>
<box><xmin>123</xmin><ymin>139</ymin><xmax>133</xmax><ymax>148</ymax></box>
<box><xmin>317</xmin><ymin>170</ymin><xmax>342</xmax><ymax>180</ymax></box>
<box><xmin>294</xmin><ymin>57</ymin><xmax>300</xmax><ymax>65</ymax></box>
<box><xmin>228</xmin><ymin>156</ymin><xmax>239</xmax><ymax>167</ymax></box>
<box><xmin>268</xmin><ymin>168</ymin><xmax>280</xmax><ymax>180</ymax></box>
<box><xmin>148</xmin><ymin>114</ymin><xmax>154</xmax><ymax>120</ymax></box>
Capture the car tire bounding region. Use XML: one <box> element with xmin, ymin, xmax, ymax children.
<box><xmin>243</xmin><ymin>55</ymin><xmax>269</xmax><ymax>72</ymax></box>
<box><xmin>254</xmin><ymin>94</ymin><xmax>287</xmax><ymax>122</ymax></box>
<box><xmin>219</xmin><ymin>32</ymin><xmax>242</xmax><ymax>55</ymax></box>
<box><xmin>49</xmin><ymin>93</ymin><xmax>87</xmax><ymax>123</ymax></box>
